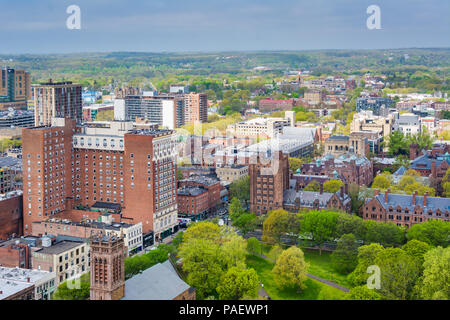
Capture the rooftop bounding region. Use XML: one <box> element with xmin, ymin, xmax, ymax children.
<box><xmin>34</xmin><ymin>240</ymin><xmax>84</xmax><ymax>255</ymax></box>
<box><xmin>177</xmin><ymin>186</ymin><xmax>208</xmax><ymax>197</ymax></box>
<box><xmin>0</xmin><ymin>266</ymin><xmax>54</xmax><ymax>284</ymax></box>
<box><xmin>122</xmin><ymin>260</ymin><xmax>191</xmax><ymax>300</ymax></box>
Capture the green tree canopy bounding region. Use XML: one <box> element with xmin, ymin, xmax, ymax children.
<box><xmin>331</xmin><ymin>233</ymin><xmax>359</xmax><ymax>274</ymax></box>
<box><xmin>323</xmin><ymin>179</ymin><xmax>344</xmax><ymax>193</ymax></box>
<box><xmin>375</xmin><ymin>247</ymin><xmax>420</xmax><ymax>300</ymax></box>
<box><xmin>416</xmin><ymin>246</ymin><xmax>450</xmax><ymax>300</ymax></box>
<box><xmin>216</xmin><ymin>267</ymin><xmax>260</xmax><ymax>300</ymax></box>
<box><xmin>406</xmin><ymin>219</ymin><xmax>450</xmax><ymax>247</ymax></box>
<box><xmin>300</xmin><ymin>210</ymin><xmax>339</xmax><ymax>255</ymax></box>
<box><xmin>272</xmin><ymin>246</ymin><xmax>309</xmax><ymax>291</ymax></box>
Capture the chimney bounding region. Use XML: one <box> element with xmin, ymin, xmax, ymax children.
<box><xmin>26</xmin><ymin>277</ymin><xmax>30</xmax><ymax>283</ymax></box>
<box><xmin>340</xmin><ymin>186</ymin><xmax>344</xmax><ymax>198</ymax></box>
<box><xmin>412</xmin><ymin>190</ymin><xmax>418</xmax><ymax>205</ymax></box>
<box><xmin>424</xmin><ymin>192</ymin><xmax>428</xmax><ymax>207</ymax></box>
<box><xmin>320</xmin><ymin>183</ymin><xmax>323</xmax><ymax>194</ymax></box>
<box><xmin>344</xmin><ymin>183</ymin><xmax>348</xmax><ymax>195</ymax></box>
<box><xmin>384</xmin><ymin>188</ymin><xmax>390</xmax><ymax>204</ymax></box>
<box><xmin>431</xmin><ymin>161</ymin><xmax>437</xmax><ymax>178</ymax></box>
<box><xmin>374</xmin><ymin>189</ymin><xmax>380</xmax><ymax>196</ymax></box>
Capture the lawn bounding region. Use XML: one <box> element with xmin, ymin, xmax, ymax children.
<box><xmin>246</xmin><ymin>254</ymin><xmax>346</xmax><ymax>300</ymax></box>
<box><xmin>301</xmin><ymin>248</ymin><xmax>353</xmax><ymax>289</ymax></box>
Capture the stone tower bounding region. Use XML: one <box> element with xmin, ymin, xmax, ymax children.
<box><xmin>89</xmin><ymin>232</ymin><xmax>125</xmax><ymax>300</ymax></box>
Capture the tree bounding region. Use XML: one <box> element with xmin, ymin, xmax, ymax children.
<box><xmin>362</xmin><ymin>220</ymin><xmax>405</xmax><ymax>247</ymax></box>
<box><xmin>323</xmin><ymin>179</ymin><xmax>343</xmax><ymax>193</ymax></box>
<box><xmin>219</xmin><ymin>231</ymin><xmax>248</xmax><ymax>270</ymax></box>
<box><xmin>182</xmin><ymin>221</ymin><xmax>221</xmax><ymax>243</ymax></box>
<box><xmin>416</xmin><ymin>246</ymin><xmax>450</xmax><ymax>300</ymax></box>
<box><xmin>371</xmin><ymin>174</ymin><xmax>391</xmax><ymax>189</ymax></box>
<box><xmin>229</xmin><ymin>176</ymin><xmax>250</xmax><ymax>204</ymax></box>
<box><xmin>95</xmin><ymin>109</ymin><xmax>114</xmax><ymax>121</ymax></box>
<box><xmin>246</xmin><ymin>237</ymin><xmax>261</xmax><ymax>255</ymax></box>
<box><xmin>401</xmin><ymin>239</ymin><xmax>432</xmax><ymax>271</ymax></box>
<box><xmin>441</xmin><ymin>167</ymin><xmax>450</xmax><ymax>197</ymax></box>
<box><xmin>346</xmin><ymin>285</ymin><xmax>381</xmax><ymax>300</ymax></box>
<box><xmin>262</xmin><ymin>209</ymin><xmax>289</xmax><ymax>244</ymax></box>
<box><xmin>289</xmin><ymin>157</ymin><xmax>304</xmax><ymax>173</ymax></box>
<box><xmin>374</xmin><ymin>248</ymin><xmax>420</xmax><ymax>300</ymax></box>
<box><xmin>52</xmin><ymin>273</ymin><xmax>90</xmax><ymax>300</ymax></box>
<box><xmin>267</xmin><ymin>245</ymin><xmax>283</xmax><ymax>263</ymax></box>
<box><xmin>229</xmin><ymin>197</ymin><xmax>246</xmax><ymax>221</ymax></box>
<box><xmin>272</xmin><ymin>247</ymin><xmax>309</xmax><ymax>291</ymax></box>
<box><xmin>406</xmin><ymin>219</ymin><xmax>450</xmax><ymax>247</ymax></box>
<box><xmin>331</xmin><ymin>234</ymin><xmax>359</xmax><ymax>274</ymax></box>
<box><xmin>177</xmin><ymin>169</ymin><xmax>184</xmax><ymax>181</ymax></box>
<box><xmin>348</xmin><ymin>243</ymin><xmax>385</xmax><ymax>286</ymax></box>
<box><xmin>348</xmin><ymin>183</ymin><xmax>364</xmax><ymax>214</ymax></box>
<box><xmin>300</xmin><ymin>210</ymin><xmax>339</xmax><ymax>255</ymax></box>
<box><xmin>336</xmin><ymin>213</ymin><xmax>365</xmax><ymax>240</ymax></box>
<box><xmin>179</xmin><ymin>238</ymin><xmax>223</xmax><ymax>299</ymax></box>
<box><xmin>216</xmin><ymin>267</ymin><xmax>260</xmax><ymax>300</ymax></box>
<box><xmin>233</xmin><ymin>213</ymin><xmax>257</xmax><ymax>236</ymax></box>
<box><xmin>385</xmin><ymin>130</ymin><xmax>409</xmax><ymax>156</ymax></box>
<box><xmin>304</xmin><ymin>180</ymin><xmax>320</xmax><ymax>192</ymax></box>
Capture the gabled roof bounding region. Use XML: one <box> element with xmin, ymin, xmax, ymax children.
<box><xmin>367</xmin><ymin>193</ymin><xmax>450</xmax><ymax>216</ymax></box>
<box><xmin>122</xmin><ymin>260</ymin><xmax>191</xmax><ymax>300</ymax></box>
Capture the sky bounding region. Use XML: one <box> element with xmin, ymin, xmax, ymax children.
<box><xmin>1</xmin><ymin>0</ymin><xmax>449</xmax><ymax>54</ymax></box>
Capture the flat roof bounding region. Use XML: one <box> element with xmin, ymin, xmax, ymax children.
<box><xmin>34</xmin><ymin>241</ymin><xmax>84</xmax><ymax>255</ymax></box>
<box><xmin>0</xmin><ymin>278</ymin><xmax>33</xmax><ymax>300</ymax></box>
<box><xmin>0</xmin><ymin>266</ymin><xmax>54</xmax><ymax>284</ymax></box>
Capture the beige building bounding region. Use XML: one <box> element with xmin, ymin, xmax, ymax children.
<box><xmin>325</xmin><ymin>132</ymin><xmax>369</xmax><ymax>157</ymax></box>
<box><xmin>31</xmin><ymin>240</ymin><xmax>89</xmax><ymax>285</ymax></box>
<box><xmin>33</xmin><ymin>80</ymin><xmax>82</xmax><ymax>126</ymax></box>
<box><xmin>350</xmin><ymin>110</ymin><xmax>394</xmax><ymax>138</ymax></box>
<box><xmin>304</xmin><ymin>89</ymin><xmax>326</xmax><ymax>103</ymax></box>
<box><xmin>227</xmin><ymin>112</ymin><xmax>295</xmax><ymax>138</ymax></box>
<box><xmin>216</xmin><ymin>165</ymin><xmax>248</xmax><ymax>182</ymax></box>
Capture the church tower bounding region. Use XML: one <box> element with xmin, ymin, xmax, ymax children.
<box><xmin>89</xmin><ymin>232</ymin><xmax>125</xmax><ymax>300</ymax></box>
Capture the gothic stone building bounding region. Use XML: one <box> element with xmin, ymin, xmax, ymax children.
<box><xmin>363</xmin><ymin>189</ymin><xmax>450</xmax><ymax>227</ymax></box>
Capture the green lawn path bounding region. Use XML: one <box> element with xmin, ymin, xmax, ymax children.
<box><xmin>246</xmin><ymin>254</ymin><xmax>346</xmax><ymax>300</ymax></box>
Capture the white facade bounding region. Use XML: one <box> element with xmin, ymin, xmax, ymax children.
<box><xmin>113</xmin><ymin>98</ymin><xmax>126</xmax><ymax>121</ymax></box>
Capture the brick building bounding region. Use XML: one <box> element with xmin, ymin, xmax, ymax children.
<box><xmin>177</xmin><ymin>186</ymin><xmax>209</xmax><ymax>220</ymax></box>
<box><xmin>0</xmin><ymin>190</ymin><xmax>23</xmax><ymax>240</ymax></box>
<box><xmin>0</xmin><ymin>238</ymin><xmax>30</xmax><ymax>268</ymax></box>
<box><xmin>249</xmin><ymin>151</ymin><xmax>289</xmax><ymax>215</ymax></box>
<box><xmin>363</xmin><ymin>189</ymin><xmax>450</xmax><ymax>227</ymax></box>
<box><xmin>184</xmin><ymin>93</ymin><xmax>208</xmax><ymax>124</ymax></box>
<box><xmin>178</xmin><ymin>175</ymin><xmax>222</xmax><ymax>215</ymax></box>
<box><xmin>300</xmin><ymin>153</ymin><xmax>373</xmax><ymax>187</ymax></box>
<box><xmin>258</xmin><ymin>98</ymin><xmax>295</xmax><ymax>112</ymax></box>
<box><xmin>31</xmin><ymin>216</ymin><xmax>143</xmax><ymax>256</ymax></box>
<box><xmin>90</xmin><ymin>233</ymin><xmax>125</xmax><ymax>300</ymax></box>
<box><xmin>22</xmin><ymin>118</ymin><xmax>178</xmax><ymax>243</ymax></box>
<box><xmin>216</xmin><ymin>165</ymin><xmax>248</xmax><ymax>183</ymax></box>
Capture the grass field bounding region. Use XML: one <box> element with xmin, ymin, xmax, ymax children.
<box><xmin>246</xmin><ymin>255</ymin><xmax>346</xmax><ymax>300</ymax></box>
<box><xmin>301</xmin><ymin>248</ymin><xmax>352</xmax><ymax>289</ymax></box>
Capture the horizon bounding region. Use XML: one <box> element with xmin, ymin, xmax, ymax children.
<box><xmin>1</xmin><ymin>0</ymin><xmax>449</xmax><ymax>54</ymax></box>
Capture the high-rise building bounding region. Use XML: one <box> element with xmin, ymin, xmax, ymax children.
<box><xmin>22</xmin><ymin>118</ymin><xmax>178</xmax><ymax>241</ymax></box>
<box><xmin>0</xmin><ymin>67</ymin><xmax>31</xmax><ymax>110</ymax></box>
<box><xmin>123</xmin><ymin>95</ymin><xmax>184</xmax><ymax>129</ymax></box>
<box><xmin>89</xmin><ymin>233</ymin><xmax>125</xmax><ymax>300</ymax></box>
<box><xmin>249</xmin><ymin>151</ymin><xmax>289</xmax><ymax>215</ymax></box>
<box><xmin>184</xmin><ymin>93</ymin><xmax>207</xmax><ymax>124</ymax></box>
<box><xmin>33</xmin><ymin>80</ymin><xmax>82</xmax><ymax>126</ymax></box>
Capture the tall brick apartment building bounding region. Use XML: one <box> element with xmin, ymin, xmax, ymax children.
<box><xmin>249</xmin><ymin>151</ymin><xmax>290</xmax><ymax>215</ymax></box>
<box><xmin>184</xmin><ymin>93</ymin><xmax>207</xmax><ymax>124</ymax></box>
<box><xmin>22</xmin><ymin>118</ymin><xmax>178</xmax><ymax>242</ymax></box>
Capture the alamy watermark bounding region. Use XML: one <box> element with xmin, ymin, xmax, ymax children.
<box><xmin>66</xmin><ymin>5</ymin><xmax>81</xmax><ymax>30</ymax></box>
<box><xmin>366</xmin><ymin>5</ymin><xmax>381</xmax><ymax>30</ymax></box>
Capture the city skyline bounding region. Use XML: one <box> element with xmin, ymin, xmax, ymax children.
<box><xmin>1</xmin><ymin>0</ymin><xmax>449</xmax><ymax>54</ymax></box>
